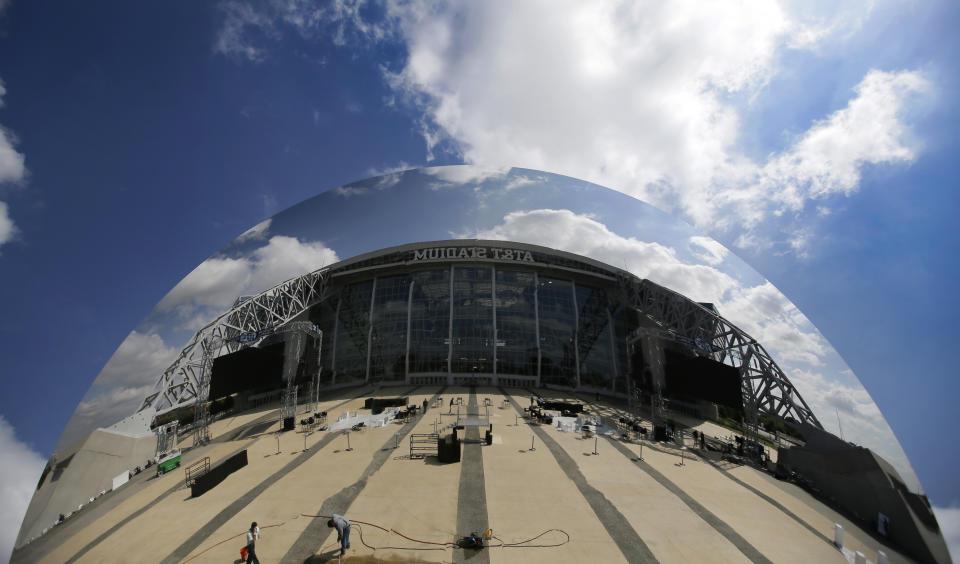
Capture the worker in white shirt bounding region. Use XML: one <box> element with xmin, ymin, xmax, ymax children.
<box><xmin>245</xmin><ymin>521</ymin><xmax>260</xmax><ymax>564</ymax></box>
<box><xmin>327</xmin><ymin>514</ymin><xmax>351</xmax><ymax>555</ymax></box>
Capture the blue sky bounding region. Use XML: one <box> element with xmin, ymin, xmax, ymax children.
<box><xmin>0</xmin><ymin>0</ymin><xmax>958</xmax><ymax>558</ymax></box>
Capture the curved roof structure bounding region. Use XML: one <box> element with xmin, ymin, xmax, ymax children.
<box><xmin>142</xmin><ymin>239</ymin><xmax>821</xmax><ymax>430</ymax></box>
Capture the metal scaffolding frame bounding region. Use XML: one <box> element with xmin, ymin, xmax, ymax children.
<box><xmin>139</xmin><ymin>269</ymin><xmax>329</xmax><ymax>414</ymax></box>
<box><xmin>618</xmin><ymin>274</ymin><xmax>821</xmax><ymax>428</ymax></box>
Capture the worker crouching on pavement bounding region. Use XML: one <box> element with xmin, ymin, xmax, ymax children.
<box><xmin>328</xmin><ymin>514</ymin><xmax>351</xmax><ymax>555</ymax></box>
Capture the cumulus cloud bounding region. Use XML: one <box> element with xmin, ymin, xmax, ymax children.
<box><xmin>211</xmin><ymin>2</ymin><xmax>931</xmax><ymax>252</ymax></box>
<box><xmin>464</xmin><ymin>208</ymin><xmax>738</xmax><ymax>304</ymax></box>
<box><xmin>423</xmin><ymin>165</ymin><xmax>510</xmax><ymax>186</ymax></box>
<box><xmin>335</xmin><ymin>168</ymin><xmax>406</xmax><ymax>197</ymax></box>
<box><xmin>763</xmin><ymin>70</ymin><xmax>929</xmax><ymax>203</ymax></box>
<box><xmin>212</xmin><ymin>0</ymin><xmax>386</xmax><ymax>62</ymax></box>
<box><xmin>53</xmin><ymin>331</ymin><xmax>179</xmax><ymax>452</ymax></box>
<box><xmin>0</xmin><ymin>415</ymin><xmax>47</xmax><ymax>560</ymax></box>
<box><xmin>71</xmin><ymin>384</ymin><xmax>155</xmax><ymax>433</ymax></box>
<box><xmin>0</xmin><ymin>77</ymin><xmax>27</xmax><ymax>253</ymax></box>
<box><xmin>689</xmin><ymin>236</ymin><xmax>729</xmax><ymax>266</ymax></box>
<box><xmin>717</xmin><ymin>281</ymin><xmax>828</xmax><ymax>366</ymax></box>
<box><xmin>157</xmin><ymin>235</ymin><xmax>339</xmax><ymax>325</ymax></box>
<box><xmin>933</xmin><ymin>505</ymin><xmax>960</xmax><ymax>563</ymax></box>
<box><xmin>0</xmin><ymin>200</ymin><xmax>15</xmax><ymax>248</ymax></box>
<box><xmin>235</xmin><ymin>218</ymin><xmax>272</xmax><ymax>243</ymax></box>
<box><xmin>369</xmin><ymin>2</ymin><xmax>930</xmax><ymax>254</ymax></box>
<box><xmin>95</xmin><ymin>331</ymin><xmax>180</xmax><ymax>387</ymax></box>
<box><xmin>213</xmin><ymin>1</ymin><xmax>277</xmax><ymax>62</ymax></box>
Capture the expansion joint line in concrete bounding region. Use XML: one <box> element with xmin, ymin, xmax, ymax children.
<box><xmin>282</xmin><ymin>387</ymin><xmax>447</xmax><ymax>562</ymax></box>
<box><xmin>160</xmin><ymin>386</ymin><xmax>419</xmax><ymax>564</ymax></box>
<box><xmin>700</xmin><ymin>456</ymin><xmax>834</xmax><ymax>547</ymax></box>
<box><xmin>454</xmin><ymin>387</ymin><xmax>490</xmax><ymax>564</ymax></box>
<box><xmin>601</xmin><ymin>435</ymin><xmax>774</xmax><ymax>564</ymax></box>
<box><xmin>500</xmin><ymin>389</ymin><xmax>659</xmax><ymax>564</ymax></box>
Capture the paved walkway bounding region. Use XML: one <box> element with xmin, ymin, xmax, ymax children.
<box><xmin>17</xmin><ymin>385</ymin><xmax>905</xmax><ymax>564</ymax></box>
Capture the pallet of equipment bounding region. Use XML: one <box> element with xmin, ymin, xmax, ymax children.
<box><xmin>409</xmin><ymin>433</ymin><xmax>439</xmax><ymax>459</ymax></box>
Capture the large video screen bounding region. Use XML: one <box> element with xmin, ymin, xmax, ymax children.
<box><xmin>664</xmin><ymin>348</ymin><xmax>742</xmax><ymax>410</ymax></box>
<box><xmin>209</xmin><ymin>342</ymin><xmax>285</xmax><ymax>400</ymax></box>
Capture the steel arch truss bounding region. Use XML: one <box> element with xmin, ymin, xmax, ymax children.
<box><xmin>139</xmin><ymin>269</ymin><xmax>330</xmax><ymax>413</ymax></box>
<box><xmin>619</xmin><ymin>274</ymin><xmax>822</xmax><ymax>428</ymax></box>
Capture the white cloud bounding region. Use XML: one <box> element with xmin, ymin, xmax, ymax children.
<box><xmin>749</xmin><ymin>69</ymin><xmax>931</xmax><ymax>216</ymax></box>
<box><xmin>54</xmin><ymin>331</ymin><xmax>179</xmax><ymax>452</ymax></box>
<box><xmin>689</xmin><ymin>236</ymin><xmax>729</xmax><ymax>266</ymax></box>
<box><xmin>504</xmin><ymin>174</ymin><xmax>543</xmax><ymax>191</ymax></box>
<box><xmin>0</xmin><ymin>415</ymin><xmax>46</xmax><ymax>561</ymax></box>
<box><xmin>372</xmin><ymin>2</ymin><xmax>929</xmax><ymax>254</ymax></box>
<box><xmin>335</xmin><ymin>168</ymin><xmax>406</xmax><ymax>197</ymax></box>
<box><xmin>464</xmin><ymin>208</ymin><xmax>738</xmax><ymax>304</ymax></box>
<box><xmin>158</xmin><ymin>235</ymin><xmax>339</xmax><ymax>316</ymax></box>
<box><xmin>212</xmin><ymin>0</ymin><xmax>387</xmax><ymax>62</ymax></box>
<box><xmin>157</xmin><ymin>255</ymin><xmax>253</xmax><ymax>312</ymax></box>
<box><xmin>0</xmin><ymin>77</ymin><xmax>27</xmax><ymax>253</ymax></box>
<box><xmin>0</xmin><ymin>200</ymin><xmax>16</xmax><ymax>248</ymax></box>
<box><xmin>0</xmin><ymin>124</ymin><xmax>26</xmax><ymax>186</ymax></box>
<box><xmin>423</xmin><ymin>165</ymin><xmax>509</xmax><ymax>186</ymax></box>
<box><xmin>933</xmin><ymin>504</ymin><xmax>960</xmax><ymax>563</ymax></box>
<box><xmin>248</xmin><ymin>235</ymin><xmax>339</xmax><ymax>288</ymax></box>
<box><xmin>95</xmin><ymin>331</ymin><xmax>180</xmax><ymax>387</ymax></box>
<box><xmin>213</xmin><ymin>1</ymin><xmax>276</xmax><ymax>62</ymax></box>
<box><xmin>211</xmin><ymin>2</ymin><xmax>929</xmax><ymax>253</ymax></box>
<box><xmin>71</xmin><ymin>384</ymin><xmax>155</xmax><ymax>434</ymax></box>
<box><xmin>235</xmin><ymin>218</ymin><xmax>272</xmax><ymax>243</ymax></box>
<box><xmin>717</xmin><ymin>281</ymin><xmax>828</xmax><ymax>366</ymax></box>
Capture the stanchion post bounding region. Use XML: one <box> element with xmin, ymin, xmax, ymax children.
<box><xmin>345</xmin><ymin>431</ymin><xmax>353</xmax><ymax>452</ymax></box>
<box><xmin>529</xmin><ymin>435</ymin><xmax>536</xmax><ymax>451</ymax></box>
<box><xmin>593</xmin><ymin>436</ymin><xmax>599</xmax><ymax>455</ymax></box>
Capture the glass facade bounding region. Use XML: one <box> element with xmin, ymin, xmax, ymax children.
<box><xmin>369</xmin><ymin>274</ymin><xmax>412</xmax><ymax>382</ymax></box>
<box><xmin>333</xmin><ymin>280</ymin><xmax>373</xmax><ymax>384</ymax></box>
<box><xmin>576</xmin><ymin>285</ymin><xmax>616</xmax><ymax>390</ymax></box>
<box><xmin>495</xmin><ymin>270</ymin><xmax>538</xmax><ymax>376</ymax></box>
<box><xmin>452</xmin><ymin>267</ymin><xmax>493</xmax><ymax>374</ymax></box>
<box><xmin>538</xmin><ymin>277</ymin><xmax>578</xmax><ymax>387</ymax></box>
<box><xmin>408</xmin><ymin>269</ymin><xmax>450</xmax><ymax>374</ymax></box>
<box><xmin>315</xmin><ymin>263</ymin><xmax>628</xmax><ymax>391</ymax></box>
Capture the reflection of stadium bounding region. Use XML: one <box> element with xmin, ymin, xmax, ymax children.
<box><xmin>18</xmin><ymin>239</ymin><xmax>952</xmax><ymax>564</ymax></box>
<box><xmin>143</xmin><ymin>239</ymin><xmax>820</xmax><ymax>431</ymax></box>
